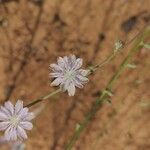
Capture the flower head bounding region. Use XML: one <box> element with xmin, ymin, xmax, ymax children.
<box><xmin>0</xmin><ymin>100</ymin><xmax>34</xmax><ymax>141</ymax></box>
<box><xmin>50</xmin><ymin>55</ymin><xmax>89</xmax><ymax>96</ymax></box>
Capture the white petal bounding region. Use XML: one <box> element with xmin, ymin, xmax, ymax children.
<box><xmin>50</xmin><ymin>73</ymin><xmax>62</xmax><ymax>78</ymax></box>
<box><xmin>17</xmin><ymin>126</ymin><xmax>27</xmax><ymax>140</ymax></box>
<box><xmin>51</xmin><ymin>78</ymin><xmax>62</xmax><ymax>86</ymax></box>
<box><xmin>0</xmin><ymin>111</ymin><xmax>9</xmax><ymax>121</ymax></box>
<box><xmin>4</xmin><ymin>126</ymin><xmax>17</xmax><ymax>141</ymax></box>
<box><xmin>73</xmin><ymin>58</ymin><xmax>83</xmax><ymax>70</ymax></box>
<box><xmin>4</xmin><ymin>126</ymin><xmax>11</xmax><ymax>141</ymax></box>
<box><xmin>23</xmin><ymin>112</ymin><xmax>35</xmax><ymax>121</ymax></box>
<box><xmin>63</xmin><ymin>56</ymin><xmax>68</xmax><ymax>63</ymax></box>
<box><xmin>0</xmin><ymin>106</ymin><xmax>11</xmax><ymax>117</ymax></box>
<box><xmin>50</xmin><ymin>64</ymin><xmax>62</xmax><ymax>71</ymax></box>
<box><xmin>15</xmin><ymin>100</ymin><xmax>23</xmax><ymax>115</ymax></box>
<box><xmin>63</xmin><ymin>56</ymin><xmax>69</xmax><ymax>69</ymax></box>
<box><xmin>50</xmin><ymin>63</ymin><xmax>58</xmax><ymax>68</ymax></box>
<box><xmin>18</xmin><ymin>108</ymin><xmax>29</xmax><ymax>119</ymax></box>
<box><xmin>67</xmin><ymin>83</ymin><xmax>76</xmax><ymax>96</ymax></box>
<box><xmin>74</xmin><ymin>79</ymin><xmax>84</xmax><ymax>88</ymax></box>
<box><xmin>63</xmin><ymin>80</ymin><xmax>70</xmax><ymax>91</ymax></box>
<box><xmin>57</xmin><ymin>57</ymin><xmax>66</xmax><ymax>68</ymax></box>
<box><xmin>76</xmin><ymin>75</ymin><xmax>89</xmax><ymax>83</ymax></box>
<box><xmin>70</xmin><ymin>55</ymin><xmax>76</xmax><ymax>62</ymax></box>
<box><xmin>79</xmin><ymin>69</ymin><xmax>89</xmax><ymax>76</ymax></box>
<box><xmin>20</xmin><ymin>122</ymin><xmax>33</xmax><ymax>130</ymax></box>
<box><xmin>59</xmin><ymin>83</ymin><xmax>66</xmax><ymax>92</ymax></box>
<box><xmin>0</xmin><ymin>122</ymin><xmax>9</xmax><ymax>131</ymax></box>
<box><xmin>68</xmin><ymin>56</ymin><xmax>74</xmax><ymax>68</ymax></box>
<box><xmin>4</xmin><ymin>101</ymin><xmax>14</xmax><ymax>115</ymax></box>
<box><xmin>10</xmin><ymin>129</ymin><xmax>17</xmax><ymax>141</ymax></box>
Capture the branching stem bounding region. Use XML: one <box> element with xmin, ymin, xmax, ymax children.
<box><xmin>64</xmin><ymin>26</ymin><xmax>150</xmax><ymax>150</ymax></box>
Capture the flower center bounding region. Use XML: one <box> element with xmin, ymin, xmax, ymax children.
<box><xmin>65</xmin><ymin>70</ymin><xmax>74</xmax><ymax>80</ymax></box>
<box><xmin>10</xmin><ymin>116</ymin><xmax>19</xmax><ymax>126</ymax></box>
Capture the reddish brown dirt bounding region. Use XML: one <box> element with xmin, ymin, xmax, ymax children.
<box><xmin>0</xmin><ymin>0</ymin><xmax>150</xmax><ymax>150</ymax></box>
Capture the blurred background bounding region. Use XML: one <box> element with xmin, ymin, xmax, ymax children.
<box><xmin>0</xmin><ymin>0</ymin><xmax>150</xmax><ymax>149</ymax></box>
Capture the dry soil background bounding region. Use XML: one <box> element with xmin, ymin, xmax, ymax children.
<box><xmin>0</xmin><ymin>0</ymin><xmax>150</xmax><ymax>150</ymax></box>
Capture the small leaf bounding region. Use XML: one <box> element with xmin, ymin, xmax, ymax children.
<box><xmin>140</xmin><ymin>41</ymin><xmax>150</xmax><ymax>49</ymax></box>
<box><xmin>75</xmin><ymin>123</ymin><xmax>81</xmax><ymax>131</ymax></box>
<box><xmin>88</xmin><ymin>66</ymin><xmax>95</xmax><ymax>72</ymax></box>
<box><xmin>114</xmin><ymin>40</ymin><xmax>124</xmax><ymax>53</ymax></box>
<box><xmin>106</xmin><ymin>99</ymin><xmax>112</xmax><ymax>104</ymax></box>
<box><xmin>143</xmin><ymin>43</ymin><xmax>150</xmax><ymax>49</ymax></box>
<box><xmin>103</xmin><ymin>90</ymin><xmax>113</xmax><ymax>97</ymax></box>
<box><xmin>126</xmin><ymin>64</ymin><xmax>137</xmax><ymax>69</ymax></box>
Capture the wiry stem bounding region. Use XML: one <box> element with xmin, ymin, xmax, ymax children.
<box><xmin>25</xmin><ymin>89</ymin><xmax>61</xmax><ymax>108</ymax></box>
<box><xmin>64</xmin><ymin>26</ymin><xmax>150</xmax><ymax>150</ymax></box>
<box><xmin>91</xmin><ymin>52</ymin><xmax>115</xmax><ymax>72</ymax></box>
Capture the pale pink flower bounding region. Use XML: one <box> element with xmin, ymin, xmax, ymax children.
<box><xmin>50</xmin><ymin>55</ymin><xmax>89</xmax><ymax>96</ymax></box>
<box><xmin>0</xmin><ymin>100</ymin><xmax>34</xmax><ymax>141</ymax></box>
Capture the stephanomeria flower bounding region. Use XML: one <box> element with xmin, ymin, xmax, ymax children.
<box><xmin>50</xmin><ymin>55</ymin><xmax>89</xmax><ymax>96</ymax></box>
<box><xmin>0</xmin><ymin>100</ymin><xmax>34</xmax><ymax>141</ymax></box>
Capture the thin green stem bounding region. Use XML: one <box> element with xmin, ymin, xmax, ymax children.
<box><xmin>91</xmin><ymin>52</ymin><xmax>115</xmax><ymax>72</ymax></box>
<box><xmin>64</xmin><ymin>26</ymin><xmax>150</xmax><ymax>150</ymax></box>
<box><xmin>25</xmin><ymin>89</ymin><xmax>61</xmax><ymax>107</ymax></box>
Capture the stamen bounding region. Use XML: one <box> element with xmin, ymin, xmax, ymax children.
<box><xmin>10</xmin><ymin>116</ymin><xmax>19</xmax><ymax>126</ymax></box>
